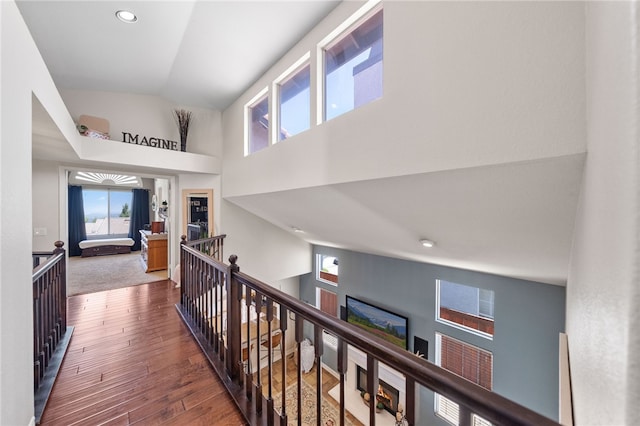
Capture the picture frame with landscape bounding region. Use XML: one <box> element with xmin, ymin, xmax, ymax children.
<box><xmin>346</xmin><ymin>295</ymin><xmax>408</xmax><ymax>350</ymax></box>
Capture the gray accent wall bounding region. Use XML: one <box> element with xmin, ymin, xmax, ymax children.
<box><xmin>299</xmin><ymin>245</ymin><xmax>565</xmax><ymax>423</ymax></box>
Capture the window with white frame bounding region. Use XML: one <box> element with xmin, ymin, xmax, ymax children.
<box><xmin>316</xmin><ymin>287</ymin><xmax>339</xmax><ymax>349</ymax></box>
<box><xmin>317</xmin><ymin>287</ymin><xmax>338</xmax><ymax>317</ymax></box>
<box><xmin>275</xmin><ymin>55</ymin><xmax>310</xmax><ymax>142</ymax></box>
<box><xmin>245</xmin><ymin>88</ymin><xmax>269</xmax><ymax>156</ymax></box>
<box><xmin>435</xmin><ymin>333</ymin><xmax>493</xmax><ymax>425</ymax></box>
<box><xmin>436</xmin><ymin>280</ymin><xmax>495</xmax><ymax>338</ymax></box>
<box><xmin>317</xmin><ymin>254</ymin><xmax>339</xmax><ymax>285</ymax></box>
<box><xmin>321</xmin><ymin>5</ymin><xmax>383</xmax><ymax>122</ymax></box>
<box><xmin>82</xmin><ymin>188</ymin><xmax>132</xmax><ymax>237</ymax></box>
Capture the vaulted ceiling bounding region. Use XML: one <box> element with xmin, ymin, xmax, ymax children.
<box><xmin>19</xmin><ymin>1</ymin><xmax>584</xmax><ymax>286</ymax></box>
<box><xmin>17</xmin><ymin>1</ymin><xmax>341</xmax><ymax>109</ymax></box>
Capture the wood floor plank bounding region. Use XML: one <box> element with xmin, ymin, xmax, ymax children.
<box><xmin>41</xmin><ymin>279</ymin><xmax>361</xmax><ymax>426</ymax></box>
<box><xmin>39</xmin><ymin>280</ymin><xmax>246</xmax><ymax>426</ymax></box>
<box><xmin>45</xmin><ymin>360</ymin><xmax>216</xmax><ymax>422</ymax></box>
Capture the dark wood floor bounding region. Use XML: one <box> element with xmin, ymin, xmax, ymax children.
<box><xmin>40</xmin><ymin>280</ymin><xmax>247</xmax><ymax>426</ymax></box>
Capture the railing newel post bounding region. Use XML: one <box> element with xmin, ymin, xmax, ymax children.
<box><xmin>459</xmin><ymin>405</ymin><xmax>472</xmax><ymax>426</ymax></box>
<box><xmin>254</xmin><ymin>294</ymin><xmax>263</xmax><ymax>415</ymax></box>
<box><xmin>366</xmin><ymin>355</ymin><xmax>379</xmax><ymax>426</ymax></box>
<box><xmin>227</xmin><ymin>254</ymin><xmax>241</xmax><ymax>380</ymax></box>
<box><xmin>337</xmin><ymin>336</ymin><xmax>348</xmax><ymax>426</ymax></box>
<box><xmin>314</xmin><ymin>325</ymin><xmax>324</xmax><ymax>426</ymax></box>
<box><xmin>405</xmin><ymin>377</ymin><xmax>416</xmax><ymax>426</ymax></box>
<box><xmin>180</xmin><ymin>235</ymin><xmax>187</xmax><ymax>304</ymax></box>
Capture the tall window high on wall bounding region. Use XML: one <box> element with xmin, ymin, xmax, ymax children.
<box><xmin>317</xmin><ymin>287</ymin><xmax>338</xmax><ymax>349</ymax></box>
<box><xmin>82</xmin><ymin>188</ymin><xmax>132</xmax><ymax>237</ymax></box>
<box><xmin>245</xmin><ymin>88</ymin><xmax>269</xmax><ymax>156</ymax></box>
<box><xmin>435</xmin><ymin>333</ymin><xmax>493</xmax><ymax>426</ymax></box>
<box><xmin>276</xmin><ymin>55</ymin><xmax>311</xmax><ymax>142</ymax></box>
<box><xmin>321</xmin><ymin>6</ymin><xmax>383</xmax><ymax>122</ymax></box>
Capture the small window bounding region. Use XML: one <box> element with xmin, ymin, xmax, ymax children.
<box><xmin>317</xmin><ymin>254</ymin><xmax>338</xmax><ymax>285</ymax></box>
<box><xmin>436</xmin><ymin>280</ymin><xmax>495</xmax><ymax>338</ymax></box>
<box><xmin>245</xmin><ymin>89</ymin><xmax>269</xmax><ymax>155</ymax></box>
<box><xmin>276</xmin><ymin>58</ymin><xmax>310</xmax><ymax>142</ymax></box>
<box><xmin>322</xmin><ymin>7</ymin><xmax>383</xmax><ymax>122</ymax></box>
<box><xmin>435</xmin><ymin>333</ymin><xmax>493</xmax><ymax>426</ymax></box>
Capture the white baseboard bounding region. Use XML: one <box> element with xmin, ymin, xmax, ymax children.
<box><xmin>321</xmin><ymin>362</ymin><xmax>340</xmax><ymax>379</ymax></box>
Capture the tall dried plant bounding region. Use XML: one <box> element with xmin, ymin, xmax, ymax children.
<box><xmin>174</xmin><ymin>109</ymin><xmax>192</xmax><ymax>152</ymax></box>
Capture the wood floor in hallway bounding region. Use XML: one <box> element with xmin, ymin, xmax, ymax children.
<box><xmin>39</xmin><ymin>280</ymin><xmax>247</xmax><ymax>426</ymax></box>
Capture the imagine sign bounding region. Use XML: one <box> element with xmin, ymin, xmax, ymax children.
<box><xmin>121</xmin><ymin>132</ymin><xmax>180</xmax><ymax>151</ymax></box>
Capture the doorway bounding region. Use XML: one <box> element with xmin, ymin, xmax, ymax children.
<box><xmin>182</xmin><ymin>189</ymin><xmax>214</xmax><ymax>239</ymax></box>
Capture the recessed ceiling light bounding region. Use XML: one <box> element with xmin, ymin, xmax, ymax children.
<box><xmin>420</xmin><ymin>239</ymin><xmax>435</xmax><ymax>248</ymax></box>
<box><xmin>116</xmin><ymin>10</ymin><xmax>137</xmax><ymax>23</ymax></box>
<box><xmin>292</xmin><ymin>227</ymin><xmax>304</xmax><ymax>233</ymax></box>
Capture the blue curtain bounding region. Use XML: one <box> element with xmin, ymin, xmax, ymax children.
<box><xmin>68</xmin><ymin>185</ymin><xmax>87</xmax><ymax>257</ymax></box>
<box><xmin>128</xmin><ymin>188</ymin><xmax>150</xmax><ymax>251</ymax></box>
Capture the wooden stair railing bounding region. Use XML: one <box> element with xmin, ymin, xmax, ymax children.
<box><xmin>32</xmin><ymin>241</ymin><xmax>74</xmax><ymax>424</ymax></box>
<box><xmin>180</xmin><ymin>233</ymin><xmax>225</xmax><ymax>259</ymax></box>
<box><xmin>176</xmin><ymin>240</ymin><xmax>559</xmax><ymax>426</ymax></box>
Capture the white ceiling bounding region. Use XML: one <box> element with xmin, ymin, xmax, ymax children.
<box><xmin>17</xmin><ymin>0</ymin><xmax>341</xmax><ymax>109</ymax></box>
<box><xmin>228</xmin><ymin>155</ymin><xmax>585</xmax><ymax>286</ymax></box>
<box><xmin>19</xmin><ymin>1</ymin><xmax>584</xmax><ymax>286</ymax></box>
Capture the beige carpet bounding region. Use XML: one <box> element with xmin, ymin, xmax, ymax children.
<box><xmin>67</xmin><ymin>252</ymin><xmax>169</xmax><ymax>296</ymax></box>
<box><xmin>273</xmin><ymin>380</ymin><xmax>355</xmax><ymax>426</ymax></box>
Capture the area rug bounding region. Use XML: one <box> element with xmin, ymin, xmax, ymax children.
<box><xmin>273</xmin><ymin>380</ymin><xmax>355</xmax><ymax>426</ymax></box>
<box><xmin>67</xmin><ymin>252</ymin><xmax>169</xmax><ymax>296</ymax></box>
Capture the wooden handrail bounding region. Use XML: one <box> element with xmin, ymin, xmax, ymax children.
<box><xmin>181</xmin><ymin>233</ymin><xmax>226</xmax><ymax>260</ymax></box>
<box><xmin>32</xmin><ymin>241</ymin><xmax>73</xmax><ymax>423</ymax></box>
<box><xmin>177</xmin><ymin>243</ymin><xmax>559</xmax><ymax>426</ymax></box>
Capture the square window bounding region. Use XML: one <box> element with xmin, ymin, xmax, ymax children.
<box><xmin>83</xmin><ymin>188</ymin><xmax>132</xmax><ymax>237</ymax></box>
<box><xmin>436</xmin><ymin>280</ymin><xmax>495</xmax><ymax>338</ymax></box>
<box><xmin>317</xmin><ymin>254</ymin><xmax>338</xmax><ymax>285</ymax></box>
<box><xmin>322</xmin><ymin>7</ymin><xmax>383</xmax><ymax>122</ymax></box>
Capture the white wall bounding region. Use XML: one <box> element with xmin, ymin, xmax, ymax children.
<box><xmin>221</xmin><ymin>200</ymin><xmax>311</xmax><ymax>284</ymax></box>
<box><xmin>566</xmin><ymin>2</ymin><xmax>640</xmax><ymax>425</ymax></box>
<box><xmin>32</xmin><ymin>160</ymin><xmax>61</xmax><ymax>251</ymax></box>
<box><xmin>153</xmin><ymin>178</ymin><xmax>170</xmax><ymax>222</ymax></box>
<box><xmin>60</xmin><ymin>89</ymin><xmax>223</xmax><ymax>157</ymax></box>
<box><xmin>222</xmin><ymin>1</ymin><xmax>585</xmax><ymax>198</ymax></box>
<box><xmin>0</xmin><ymin>2</ymin><xmax>63</xmax><ymax>423</ymax></box>
<box><xmin>273</xmin><ymin>276</ymin><xmax>300</xmax><ymax>354</ymax></box>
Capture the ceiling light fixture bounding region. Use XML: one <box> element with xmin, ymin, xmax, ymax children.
<box><xmin>420</xmin><ymin>239</ymin><xmax>435</xmax><ymax>248</ymax></box>
<box><xmin>292</xmin><ymin>227</ymin><xmax>304</xmax><ymax>233</ymax></box>
<box><xmin>115</xmin><ymin>10</ymin><xmax>138</xmax><ymax>23</ymax></box>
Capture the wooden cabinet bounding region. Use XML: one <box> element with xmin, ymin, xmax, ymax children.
<box><xmin>139</xmin><ymin>230</ymin><xmax>168</xmax><ymax>272</ymax></box>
